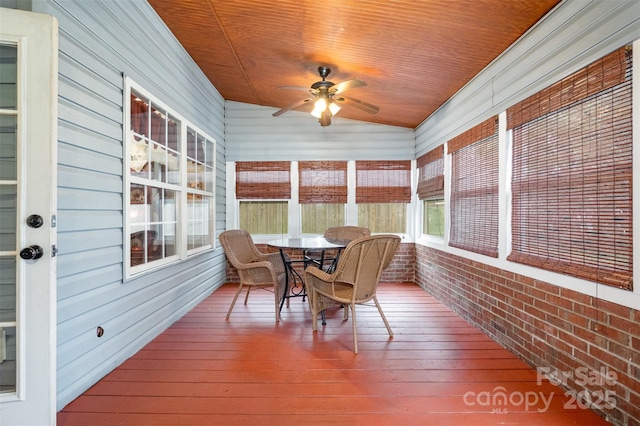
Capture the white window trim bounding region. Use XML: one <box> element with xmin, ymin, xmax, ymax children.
<box><xmin>417</xmin><ymin>40</ymin><xmax>640</xmax><ymax>310</ymax></box>
<box><xmin>228</xmin><ymin>160</ymin><xmax>412</xmax><ymax>245</ymax></box>
<box><xmin>123</xmin><ymin>77</ymin><xmax>216</xmax><ymax>280</ymax></box>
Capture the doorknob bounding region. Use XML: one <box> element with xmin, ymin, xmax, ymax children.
<box><xmin>20</xmin><ymin>245</ymin><xmax>44</xmax><ymax>260</ymax></box>
<box><xmin>26</xmin><ymin>214</ymin><xmax>44</xmax><ymax>228</ymax></box>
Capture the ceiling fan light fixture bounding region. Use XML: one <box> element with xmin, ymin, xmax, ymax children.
<box><xmin>319</xmin><ymin>110</ymin><xmax>332</xmax><ymax>127</ymax></box>
<box><xmin>311</xmin><ymin>97</ymin><xmax>327</xmax><ymax>118</ymax></box>
<box><xmin>272</xmin><ymin>65</ymin><xmax>378</xmax><ymax>127</ymax></box>
<box><xmin>328</xmin><ymin>101</ymin><xmax>341</xmax><ymax>116</ymax></box>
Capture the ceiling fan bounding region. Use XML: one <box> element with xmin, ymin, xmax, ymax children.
<box><xmin>272</xmin><ymin>66</ymin><xmax>379</xmax><ymax>127</ymax></box>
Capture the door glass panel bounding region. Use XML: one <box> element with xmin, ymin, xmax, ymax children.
<box><xmin>0</xmin><ymin>186</ymin><xmax>16</xmax><ymax>251</ymax></box>
<box><xmin>0</xmin><ymin>326</ymin><xmax>16</xmax><ymax>393</ymax></box>
<box><xmin>0</xmin><ymin>116</ymin><xmax>17</xmax><ymax>180</ymax></box>
<box><xmin>0</xmin><ymin>44</ymin><xmax>17</xmax><ymax>109</ymax></box>
<box><xmin>0</xmin><ymin>258</ymin><xmax>16</xmax><ymax>322</ymax></box>
<box><xmin>0</xmin><ymin>43</ymin><xmax>17</xmax><ymax>395</ymax></box>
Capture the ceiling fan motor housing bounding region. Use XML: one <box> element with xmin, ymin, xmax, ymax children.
<box><xmin>318</xmin><ymin>66</ymin><xmax>331</xmax><ymax>79</ymax></box>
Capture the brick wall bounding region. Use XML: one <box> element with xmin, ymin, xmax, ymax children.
<box><xmin>224</xmin><ymin>242</ymin><xmax>414</xmax><ymax>284</ymax></box>
<box><xmin>415</xmin><ymin>244</ymin><xmax>640</xmax><ymax>426</ymax></box>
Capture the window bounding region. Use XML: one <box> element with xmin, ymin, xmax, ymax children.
<box><xmin>299</xmin><ymin>161</ymin><xmax>347</xmax><ymax>234</ymax></box>
<box><xmin>186</xmin><ymin>128</ymin><xmax>216</xmax><ymax>251</ymax></box>
<box><xmin>236</xmin><ymin>161</ymin><xmax>290</xmax><ymax>234</ymax></box>
<box><xmin>356</xmin><ymin>160</ymin><xmax>411</xmax><ymax>233</ymax></box>
<box><xmin>507</xmin><ymin>46</ymin><xmax>632</xmax><ymax>290</ymax></box>
<box><xmin>126</xmin><ymin>81</ymin><xmax>215</xmax><ymax>276</ymax></box>
<box><xmin>448</xmin><ymin>117</ymin><xmax>499</xmax><ymax>257</ymax></box>
<box><xmin>417</xmin><ymin>145</ymin><xmax>445</xmax><ymax>237</ymax></box>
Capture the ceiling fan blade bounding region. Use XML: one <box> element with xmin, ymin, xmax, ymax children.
<box><xmin>330</xmin><ymin>78</ymin><xmax>366</xmax><ymax>95</ymax></box>
<box><xmin>272</xmin><ymin>98</ymin><xmax>313</xmax><ymax>117</ymax></box>
<box><xmin>335</xmin><ymin>96</ymin><xmax>379</xmax><ymax>114</ymax></box>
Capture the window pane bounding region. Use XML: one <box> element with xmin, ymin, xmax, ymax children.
<box><xmin>358</xmin><ymin>203</ymin><xmax>406</xmax><ymax>233</ymax></box>
<box><xmin>187</xmin><ymin>128</ymin><xmax>214</xmax><ymax>193</ymax></box>
<box><xmin>0</xmin><ymin>186</ymin><xmax>16</xmax><ymax>251</ymax></box>
<box><xmin>0</xmin><ymin>326</ymin><xmax>16</xmax><ymax>392</ymax></box>
<box><xmin>160</xmin><ymin>189</ymin><xmax>177</xmax><ymax>258</ymax></box>
<box><xmin>0</xmin><ymin>44</ymin><xmax>17</xmax><ymax>109</ymax></box>
<box><xmin>424</xmin><ymin>199</ymin><xmax>444</xmax><ymax>237</ymax></box>
<box><xmin>301</xmin><ymin>204</ymin><xmax>345</xmax><ymax>234</ymax></box>
<box><xmin>188</xmin><ymin>196</ymin><xmax>212</xmax><ymax>250</ymax></box>
<box><xmin>0</xmin><ymin>257</ymin><xmax>16</xmax><ymax>321</ymax></box>
<box><xmin>129</xmin><ymin>187</ymin><xmax>178</xmax><ymax>267</ymax></box>
<box><xmin>240</xmin><ymin>201</ymin><xmax>287</xmax><ymax>234</ymax></box>
<box><xmin>131</xmin><ymin>95</ymin><xmax>181</xmax><ymax>184</ymax></box>
<box><xmin>166</xmin><ymin>114</ymin><xmax>180</xmax><ymax>185</ymax></box>
<box><xmin>204</xmin><ymin>138</ymin><xmax>215</xmax><ymax>192</ymax></box>
<box><xmin>150</xmin><ymin>102</ymin><xmax>166</xmax><ymax>145</ymax></box>
<box><xmin>0</xmin><ymin>115</ymin><xmax>17</xmax><ymax>180</ymax></box>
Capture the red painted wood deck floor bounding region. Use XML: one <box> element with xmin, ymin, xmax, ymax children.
<box><xmin>58</xmin><ymin>282</ymin><xmax>609</xmax><ymax>425</ymax></box>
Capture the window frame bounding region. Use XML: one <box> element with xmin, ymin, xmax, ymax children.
<box><xmin>299</xmin><ymin>161</ymin><xmax>348</xmax><ymax>234</ymax></box>
<box><xmin>355</xmin><ymin>160</ymin><xmax>412</xmax><ymax>234</ymax></box>
<box><xmin>417</xmin><ymin>145</ymin><xmax>445</xmax><ymax>239</ymax></box>
<box><xmin>229</xmin><ymin>160</ymin><xmax>412</xmax><ymax>241</ymax></box>
<box><xmin>124</xmin><ymin>78</ymin><xmax>216</xmax><ymax>279</ymax></box>
<box><xmin>506</xmin><ymin>46</ymin><xmax>633</xmax><ymax>290</ymax></box>
<box><xmin>448</xmin><ymin>117</ymin><xmax>500</xmax><ymax>258</ymax></box>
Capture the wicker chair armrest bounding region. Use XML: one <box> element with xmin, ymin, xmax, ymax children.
<box><xmin>304</xmin><ymin>265</ymin><xmax>346</xmax><ymax>311</ymax></box>
<box><xmin>303</xmin><ymin>265</ymin><xmax>335</xmax><ymax>283</ymax></box>
<box><xmin>236</xmin><ymin>260</ymin><xmax>278</xmax><ymax>284</ymax></box>
<box><xmin>256</xmin><ymin>252</ymin><xmax>286</xmax><ymax>274</ymax></box>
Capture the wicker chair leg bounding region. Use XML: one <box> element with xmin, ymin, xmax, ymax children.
<box><xmin>350</xmin><ymin>304</ymin><xmax>358</xmax><ymax>354</ymax></box>
<box><xmin>309</xmin><ymin>290</ymin><xmax>318</xmax><ymax>332</ymax></box>
<box><xmin>374</xmin><ymin>296</ymin><xmax>393</xmax><ymax>337</ymax></box>
<box><xmin>243</xmin><ymin>286</ymin><xmax>251</xmax><ymax>305</ymax></box>
<box><xmin>226</xmin><ymin>283</ymin><xmax>244</xmax><ymax>319</ymax></box>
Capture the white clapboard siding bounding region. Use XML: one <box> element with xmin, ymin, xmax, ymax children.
<box><xmin>415</xmin><ymin>0</ymin><xmax>640</xmax><ymax>155</ymax></box>
<box><xmin>225</xmin><ymin>101</ymin><xmax>416</xmax><ymax>161</ymax></box>
<box><xmin>30</xmin><ymin>0</ymin><xmax>227</xmax><ymax>410</ymax></box>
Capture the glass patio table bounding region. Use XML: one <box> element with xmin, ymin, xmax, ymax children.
<box><xmin>267</xmin><ymin>237</ymin><xmax>348</xmax><ymax>311</ymax></box>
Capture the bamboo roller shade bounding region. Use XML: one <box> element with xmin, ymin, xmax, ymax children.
<box><xmin>507</xmin><ymin>46</ymin><xmax>632</xmax><ymax>290</ymax></box>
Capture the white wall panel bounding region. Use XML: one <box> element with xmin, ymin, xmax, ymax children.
<box><xmin>226</xmin><ymin>101</ymin><xmax>416</xmax><ymax>161</ymax></box>
<box><xmin>29</xmin><ymin>0</ymin><xmax>228</xmax><ymax>410</ymax></box>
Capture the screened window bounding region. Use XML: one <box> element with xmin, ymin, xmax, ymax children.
<box><xmin>236</xmin><ymin>161</ymin><xmax>290</xmax><ymax>234</ymax></box>
<box><xmin>507</xmin><ymin>46</ymin><xmax>633</xmax><ymax>290</ymax></box>
<box><xmin>127</xmin><ymin>82</ymin><xmax>215</xmax><ymax>276</ymax></box>
<box><xmin>449</xmin><ymin>117</ymin><xmax>499</xmax><ymax>257</ymax></box>
<box><xmin>417</xmin><ymin>145</ymin><xmax>445</xmax><ymax>237</ymax></box>
<box><xmin>423</xmin><ymin>200</ymin><xmax>445</xmax><ymax>238</ymax></box>
<box><xmin>299</xmin><ymin>161</ymin><xmax>347</xmax><ymax>234</ymax></box>
<box><xmin>356</xmin><ymin>160</ymin><xmax>411</xmax><ymax>233</ymax></box>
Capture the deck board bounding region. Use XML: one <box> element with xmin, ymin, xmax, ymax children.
<box><xmin>58</xmin><ymin>282</ymin><xmax>610</xmax><ymax>425</ymax></box>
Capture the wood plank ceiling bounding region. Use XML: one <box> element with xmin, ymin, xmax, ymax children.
<box><xmin>148</xmin><ymin>0</ymin><xmax>561</xmax><ymax>129</ymax></box>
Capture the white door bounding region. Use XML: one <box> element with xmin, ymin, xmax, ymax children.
<box><xmin>0</xmin><ymin>8</ymin><xmax>58</xmax><ymax>426</ymax></box>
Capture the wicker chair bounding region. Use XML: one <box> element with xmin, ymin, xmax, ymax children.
<box><xmin>219</xmin><ymin>229</ymin><xmax>287</xmax><ymax>322</ymax></box>
<box><xmin>304</xmin><ymin>234</ymin><xmax>400</xmax><ymax>354</ymax></box>
<box><xmin>304</xmin><ymin>226</ymin><xmax>370</xmax><ymax>271</ymax></box>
